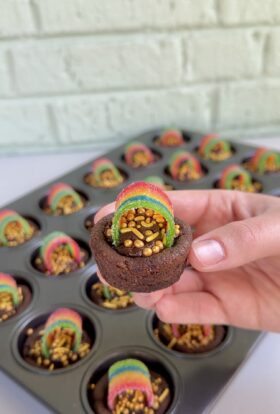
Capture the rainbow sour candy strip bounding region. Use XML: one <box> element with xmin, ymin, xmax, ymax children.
<box><xmin>112</xmin><ymin>182</ymin><xmax>175</xmax><ymax>248</ymax></box>
<box><xmin>158</xmin><ymin>129</ymin><xmax>184</xmax><ymax>146</ymax></box>
<box><xmin>91</xmin><ymin>158</ymin><xmax>122</xmax><ymax>184</ymax></box>
<box><xmin>108</xmin><ymin>359</ymin><xmax>154</xmax><ymax>410</ymax></box>
<box><xmin>251</xmin><ymin>148</ymin><xmax>280</xmax><ymax>174</ymax></box>
<box><xmin>169</xmin><ymin>151</ymin><xmax>202</xmax><ymax>180</ymax></box>
<box><xmin>41</xmin><ymin>308</ymin><xmax>82</xmax><ymax>358</ymax></box>
<box><xmin>0</xmin><ymin>209</ymin><xmax>32</xmax><ymax>246</ymax></box>
<box><xmin>219</xmin><ymin>165</ymin><xmax>252</xmax><ymax>189</ymax></box>
<box><xmin>47</xmin><ymin>183</ymin><xmax>83</xmax><ymax>212</ymax></box>
<box><xmin>125</xmin><ymin>142</ymin><xmax>154</xmax><ymax>166</ymax></box>
<box><xmin>0</xmin><ymin>273</ymin><xmax>20</xmax><ymax>306</ymax></box>
<box><xmin>40</xmin><ymin>231</ymin><xmax>81</xmax><ymax>273</ymax></box>
<box><xmin>199</xmin><ymin>135</ymin><xmax>231</xmax><ymax>157</ymax></box>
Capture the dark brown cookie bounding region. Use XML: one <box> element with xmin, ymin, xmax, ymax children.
<box><xmin>91</xmin><ymin>371</ymin><xmax>171</xmax><ymax>414</ymax></box>
<box><xmin>90</xmin><ymin>213</ymin><xmax>192</xmax><ymax>292</ymax></box>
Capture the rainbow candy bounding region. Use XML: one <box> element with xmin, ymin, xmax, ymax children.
<box><xmin>41</xmin><ymin>308</ymin><xmax>82</xmax><ymax>358</ymax></box>
<box><xmin>125</xmin><ymin>142</ymin><xmax>154</xmax><ymax>167</ymax></box>
<box><xmin>0</xmin><ymin>209</ymin><xmax>32</xmax><ymax>246</ymax></box>
<box><xmin>144</xmin><ymin>176</ymin><xmax>165</xmax><ymax>190</ymax></box>
<box><xmin>250</xmin><ymin>147</ymin><xmax>280</xmax><ymax>174</ymax></box>
<box><xmin>108</xmin><ymin>359</ymin><xmax>154</xmax><ymax>410</ymax></box>
<box><xmin>219</xmin><ymin>165</ymin><xmax>253</xmax><ymax>189</ymax></box>
<box><xmin>112</xmin><ymin>182</ymin><xmax>175</xmax><ymax>248</ymax></box>
<box><xmin>158</xmin><ymin>129</ymin><xmax>184</xmax><ymax>147</ymax></box>
<box><xmin>169</xmin><ymin>151</ymin><xmax>202</xmax><ymax>180</ymax></box>
<box><xmin>91</xmin><ymin>158</ymin><xmax>122</xmax><ymax>184</ymax></box>
<box><xmin>40</xmin><ymin>231</ymin><xmax>81</xmax><ymax>273</ymax></box>
<box><xmin>47</xmin><ymin>183</ymin><xmax>83</xmax><ymax>213</ymax></box>
<box><xmin>199</xmin><ymin>134</ymin><xmax>231</xmax><ymax>158</ymax></box>
<box><xmin>0</xmin><ymin>273</ymin><xmax>20</xmax><ymax>306</ymax></box>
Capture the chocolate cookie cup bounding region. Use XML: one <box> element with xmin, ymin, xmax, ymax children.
<box><xmin>0</xmin><ymin>210</ymin><xmax>39</xmax><ymax>248</ymax></box>
<box><xmin>91</xmin><ymin>359</ymin><xmax>171</xmax><ymax>414</ymax></box>
<box><xmin>0</xmin><ymin>273</ymin><xmax>32</xmax><ymax>323</ymax></box>
<box><xmin>86</xmin><ymin>274</ymin><xmax>135</xmax><ymax>311</ymax></box>
<box><xmin>83</xmin><ymin>349</ymin><xmax>178</xmax><ymax>414</ymax></box>
<box><xmin>84</xmin><ymin>158</ymin><xmax>126</xmax><ymax>189</ymax></box>
<box><xmin>32</xmin><ymin>232</ymin><xmax>89</xmax><ymax>276</ymax></box>
<box><xmin>154</xmin><ymin>320</ymin><xmax>226</xmax><ymax>354</ymax></box>
<box><xmin>90</xmin><ymin>182</ymin><xmax>192</xmax><ymax>293</ymax></box>
<box><xmin>40</xmin><ymin>183</ymin><xmax>87</xmax><ymax>216</ymax></box>
<box><xmin>242</xmin><ymin>147</ymin><xmax>280</xmax><ymax>175</ymax></box>
<box><xmin>17</xmin><ymin>307</ymin><xmax>95</xmax><ymax>372</ymax></box>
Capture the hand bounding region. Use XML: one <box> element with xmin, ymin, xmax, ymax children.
<box><xmin>95</xmin><ymin>190</ymin><xmax>280</xmax><ymax>332</ymax></box>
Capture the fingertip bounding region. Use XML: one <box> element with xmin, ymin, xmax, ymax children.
<box><xmin>133</xmin><ymin>290</ymin><xmax>165</xmax><ymax>310</ymax></box>
<box><xmin>155</xmin><ymin>295</ymin><xmax>174</xmax><ymax>323</ymax></box>
<box><xmin>94</xmin><ymin>202</ymin><xmax>114</xmax><ymax>223</ymax></box>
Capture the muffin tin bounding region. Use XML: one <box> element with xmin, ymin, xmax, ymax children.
<box><xmin>0</xmin><ymin>129</ymin><xmax>279</xmax><ymax>414</ymax></box>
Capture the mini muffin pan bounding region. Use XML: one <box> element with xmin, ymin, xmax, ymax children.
<box><xmin>0</xmin><ymin>129</ymin><xmax>279</xmax><ymax>414</ymax></box>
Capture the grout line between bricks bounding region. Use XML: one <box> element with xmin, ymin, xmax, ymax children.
<box><xmin>0</xmin><ymin>25</ymin><xmax>279</xmax><ymax>46</ymax></box>
<box><xmin>1</xmin><ymin>77</ymin><xmax>280</xmax><ymax>104</ymax></box>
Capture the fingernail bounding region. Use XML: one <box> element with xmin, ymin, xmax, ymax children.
<box><xmin>192</xmin><ymin>239</ymin><xmax>225</xmax><ymax>266</ymax></box>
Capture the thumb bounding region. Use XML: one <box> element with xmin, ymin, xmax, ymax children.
<box><xmin>189</xmin><ymin>207</ymin><xmax>280</xmax><ymax>271</ymax></box>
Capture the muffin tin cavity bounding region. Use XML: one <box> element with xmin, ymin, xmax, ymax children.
<box><xmin>84</xmin><ymin>211</ymin><xmax>98</xmax><ymax>232</ymax></box>
<box><xmin>148</xmin><ymin>313</ymin><xmax>229</xmax><ymax>357</ymax></box>
<box><xmin>31</xmin><ymin>237</ymin><xmax>91</xmax><ymax>277</ymax></box>
<box><xmin>0</xmin><ymin>213</ymin><xmax>40</xmax><ymax>248</ymax></box>
<box><xmin>84</xmin><ymin>166</ymin><xmax>128</xmax><ymax>189</ymax></box>
<box><xmin>0</xmin><ymin>275</ymin><xmax>33</xmax><ymax>324</ymax></box>
<box><xmin>84</xmin><ymin>273</ymin><xmax>136</xmax><ymax>312</ymax></box>
<box><xmin>121</xmin><ymin>148</ymin><xmax>162</xmax><ymax>169</ymax></box>
<box><xmin>15</xmin><ymin>308</ymin><xmax>96</xmax><ymax>373</ymax></box>
<box><xmin>39</xmin><ymin>187</ymin><xmax>88</xmax><ymax>216</ymax></box>
<box><xmin>82</xmin><ymin>348</ymin><xmax>179</xmax><ymax>414</ymax></box>
<box><xmin>154</xmin><ymin>130</ymin><xmax>191</xmax><ymax>147</ymax></box>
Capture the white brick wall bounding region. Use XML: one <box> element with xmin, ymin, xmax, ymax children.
<box><xmin>0</xmin><ymin>0</ymin><xmax>279</xmax><ymax>153</ymax></box>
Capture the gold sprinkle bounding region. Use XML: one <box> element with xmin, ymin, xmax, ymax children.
<box><xmin>152</xmin><ymin>245</ymin><xmax>160</xmax><ymax>254</ymax></box>
<box><xmin>134</xmin><ymin>239</ymin><xmax>144</xmax><ymax>248</ymax></box>
<box><xmin>121</xmin><ymin>222</ymin><xmax>127</xmax><ymax>228</ymax></box>
<box><xmin>146</xmin><ymin>232</ymin><xmax>159</xmax><ymax>242</ymax></box>
<box><xmin>27</xmin><ymin>328</ymin><xmax>34</xmax><ymax>336</ymax></box>
<box><xmin>158</xmin><ymin>388</ymin><xmax>169</xmax><ymax>403</ymax></box>
<box><xmin>106</xmin><ymin>228</ymin><xmax>112</xmax><ymax>237</ymax></box>
<box><xmin>127</xmin><ymin>213</ymin><xmax>135</xmax><ymax>221</ymax></box>
<box><xmin>130</xmin><ymin>228</ymin><xmax>144</xmax><ymax>240</ymax></box>
<box><xmin>146</xmin><ymin>209</ymin><xmax>154</xmax><ymax>217</ymax></box>
<box><xmin>145</xmin><ymin>230</ymin><xmax>153</xmax><ymax>236</ymax></box>
<box><xmin>128</xmin><ymin>221</ymin><xmax>136</xmax><ymax>227</ymax></box>
<box><xmin>120</xmin><ymin>228</ymin><xmax>133</xmax><ymax>234</ymax></box>
<box><xmin>137</xmin><ymin>208</ymin><xmax>145</xmax><ymax>214</ymax></box>
<box><xmin>135</xmin><ymin>215</ymin><xmax>145</xmax><ymax>221</ymax></box>
<box><xmin>143</xmin><ymin>247</ymin><xmax>152</xmax><ymax>257</ymax></box>
<box><xmin>124</xmin><ymin>239</ymin><xmax>133</xmax><ymax>247</ymax></box>
<box><xmin>141</xmin><ymin>220</ymin><xmax>154</xmax><ymax>228</ymax></box>
<box><xmin>155</xmin><ymin>240</ymin><xmax>164</xmax><ymax>249</ymax></box>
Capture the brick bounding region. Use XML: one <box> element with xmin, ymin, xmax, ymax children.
<box><xmin>217</xmin><ymin>81</ymin><xmax>280</xmax><ymax>129</ymax></box>
<box><xmin>186</xmin><ymin>29</ymin><xmax>266</xmax><ymax>81</ymax></box>
<box><xmin>218</xmin><ymin>0</ymin><xmax>280</xmax><ymax>25</ymax></box>
<box><xmin>0</xmin><ymin>0</ymin><xmax>35</xmax><ymax>38</ymax></box>
<box><xmin>0</xmin><ymin>101</ymin><xmax>54</xmax><ymax>146</ymax></box>
<box><xmin>0</xmin><ymin>50</ymin><xmax>13</xmax><ymax>97</ymax></box>
<box><xmin>13</xmin><ymin>37</ymin><xmax>181</xmax><ymax>95</ymax></box>
<box><xmin>52</xmin><ymin>97</ymin><xmax>112</xmax><ymax>144</ymax></box>
<box><xmin>35</xmin><ymin>0</ymin><xmax>216</xmax><ymax>34</ymax></box>
<box><xmin>265</xmin><ymin>29</ymin><xmax>280</xmax><ymax>76</ymax></box>
<box><xmin>108</xmin><ymin>88</ymin><xmax>213</xmax><ymax>137</ymax></box>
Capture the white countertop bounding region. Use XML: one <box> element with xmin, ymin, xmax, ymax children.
<box><xmin>0</xmin><ymin>138</ymin><xmax>280</xmax><ymax>414</ymax></box>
